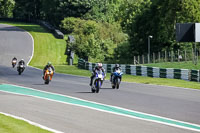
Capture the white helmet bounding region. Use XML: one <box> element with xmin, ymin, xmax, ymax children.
<box><xmin>97</xmin><ymin>63</ymin><xmax>102</xmax><ymax>68</ymax></box>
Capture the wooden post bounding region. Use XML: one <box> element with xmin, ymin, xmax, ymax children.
<box><xmin>158</xmin><ymin>52</ymin><xmax>160</xmax><ymax>63</ymax></box>
<box><xmin>192</xmin><ymin>48</ymin><xmax>194</xmax><ymax>64</ymax></box>
<box><xmin>178</xmin><ymin>49</ymin><xmax>180</xmax><ymax>62</ymax></box>
<box><xmin>153</xmin><ymin>53</ymin><xmax>155</xmax><ymax>63</ymax></box>
<box><xmin>134</xmin><ymin>56</ymin><xmax>136</xmax><ymax>65</ymax></box>
<box><xmin>138</xmin><ymin>55</ymin><xmax>140</xmax><ymax>64</ymax></box>
<box><xmin>184</xmin><ymin>49</ymin><xmax>187</xmax><ymax>62</ymax></box>
<box><xmin>142</xmin><ymin>55</ymin><xmax>144</xmax><ymax>64</ymax></box>
<box><xmin>165</xmin><ymin>51</ymin><xmax>167</xmax><ymax>62</ymax></box>
<box><xmin>170</xmin><ymin>51</ymin><xmax>172</xmax><ymax>62</ymax></box>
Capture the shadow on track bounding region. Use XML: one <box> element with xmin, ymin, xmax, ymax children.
<box><xmin>76</xmin><ymin>92</ymin><xmax>93</xmax><ymax>93</ymax></box>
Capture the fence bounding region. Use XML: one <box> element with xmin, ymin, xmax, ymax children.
<box><xmin>133</xmin><ymin>49</ymin><xmax>199</xmax><ymax>64</ymax></box>
<box><xmin>78</xmin><ymin>58</ymin><xmax>200</xmax><ymax>82</ymax></box>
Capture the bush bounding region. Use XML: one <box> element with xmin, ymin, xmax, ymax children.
<box><xmin>61</xmin><ymin>17</ymin><xmax>127</xmax><ymax>62</ymax></box>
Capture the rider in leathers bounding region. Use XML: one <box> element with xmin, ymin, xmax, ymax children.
<box><xmin>90</xmin><ymin>63</ymin><xmax>105</xmax><ymax>86</ymax></box>
<box><xmin>43</xmin><ymin>62</ymin><xmax>55</xmax><ymax>79</ymax></box>
<box><xmin>110</xmin><ymin>64</ymin><xmax>121</xmax><ymax>82</ymax></box>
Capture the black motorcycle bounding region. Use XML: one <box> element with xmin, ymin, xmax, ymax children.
<box><xmin>17</xmin><ymin>64</ymin><xmax>25</xmax><ymax>75</ymax></box>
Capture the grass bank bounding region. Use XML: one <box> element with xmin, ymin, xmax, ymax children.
<box><xmin>0</xmin><ymin>113</ymin><xmax>52</xmax><ymax>133</ymax></box>
<box><xmin>0</xmin><ymin>21</ymin><xmax>67</xmax><ymax>66</ymax></box>
<box><xmin>1</xmin><ymin>21</ymin><xmax>200</xmax><ymax>90</ymax></box>
<box><xmin>144</xmin><ymin>61</ymin><xmax>200</xmax><ymax>70</ymax></box>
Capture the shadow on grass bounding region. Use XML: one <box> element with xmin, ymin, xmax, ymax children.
<box><xmin>17</xmin><ymin>25</ymin><xmax>48</xmax><ymax>33</ymax></box>
<box><xmin>0</xmin><ymin>22</ymin><xmax>48</xmax><ymax>33</ymax></box>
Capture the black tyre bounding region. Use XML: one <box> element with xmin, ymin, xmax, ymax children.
<box><xmin>18</xmin><ymin>70</ymin><xmax>21</xmax><ymax>75</ymax></box>
<box><xmin>116</xmin><ymin>78</ymin><xmax>120</xmax><ymax>89</ymax></box>
<box><xmin>45</xmin><ymin>76</ymin><xmax>50</xmax><ymax>84</ymax></box>
<box><xmin>91</xmin><ymin>86</ymin><xmax>95</xmax><ymax>93</ymax></box>
<box><xmin>96</xmin><ymin>80</ymin><xmax>100</xmax><ymax>93</ymax></box>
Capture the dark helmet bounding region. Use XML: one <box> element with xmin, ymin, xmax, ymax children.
<box><xmin>47</xmin><ymin>62</ymin><xmax>52</xmax><ymax>66</ymax></box>
<box><xmin>115</xmin><ymin>64</ymin><xmax>120</xmax><ymax>68</ymax></box>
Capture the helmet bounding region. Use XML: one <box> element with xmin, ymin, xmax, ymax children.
<box><xmin>115</xmin><ymin>64</ymin><xmax>119</xmax><ymax>68</ymax></box>
<box><xmin>97</xmin><ymin>63</ymin><xmax>102</xmax><ymax>68</ymax></box>
<box><xmin>21</xmin><ymin>59</ymin><xmax>24</xmax><ymax>61</ymax></box>
<box><xmin>47</xmin><ymin>62</ymin><xmax>52</xmax><ymax>66</ymax></box>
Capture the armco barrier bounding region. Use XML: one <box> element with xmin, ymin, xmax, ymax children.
<box><xmin>147</xmin><ymin>67</ymin><xmax>153</xmax><ymax>77</ymax></box>
<box><xmin>78</xmin><ymin>59</ymin><xmax>200</xmax><ymax>82</ymax></box>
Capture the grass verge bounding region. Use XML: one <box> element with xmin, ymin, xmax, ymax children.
<box><xmin>1</xmin><ymin>21</ymin><xmax>200</xmax><ymax>90</ymax></box>
<box><xmin>144</xmin><ymin>61</ymin><xmax>200</xmax><ymax>70</ymax></box>
<box><xmin>0</xmin><ymin>113</ymin><xmax>52</xmax><ymax>133</ymax></box>
<box><xmin>0</xmin><ymin>21</ymin><xmax>67</xmax><ymax>66</ymax></box>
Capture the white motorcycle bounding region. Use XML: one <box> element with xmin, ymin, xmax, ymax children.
<box><xmin>91</xmin><ymin>70</ymin><xmax>105</xmax><ymax>93</ymax></box>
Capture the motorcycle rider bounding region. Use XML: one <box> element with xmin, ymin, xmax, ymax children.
<box><xmin>90</xmin><ymin>63</ymin><xmax>105</xmax><ymax>86</ymax></box>
<box><xmin>12</xmin><ymin>57</ymin><xmax>17</xmax><ymax>67</ymax></box>
<box><xmin>12</xmin><ymin>57</ymin><xmax>17</xmax><ymax>62</ymax></box>
<box><xmin>17</xmin><ymin>59</ymin><xmax>25</xmax><ymax>71</ymax></box>
<box><xmin>43</xmin><ymin>62</ymin><xmax>55</xmax><ymax>79</ymax></box>
<box><xmin>110</xmin><ymin>64</ymin><xmax>121</xmax><ymax>82</ymax></box>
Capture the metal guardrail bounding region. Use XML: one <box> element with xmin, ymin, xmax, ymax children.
<box><xmin>78</xmin><ymin>59</ymin><xmax>200</xmax><ymax>82</ymax></box>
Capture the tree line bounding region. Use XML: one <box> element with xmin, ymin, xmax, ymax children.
<box><xmin>1</xmin><ymin>0</ymin><xmax>200</xmax><ymax>63</ymax></box>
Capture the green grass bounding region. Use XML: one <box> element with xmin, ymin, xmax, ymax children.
<box><xmin>1</xmin><ymin>21</ymin><xmax>200</xmax><ymax>90</ymax></box>
<box><xmin>144</xmin><ymin>61</ymin><xmax>200</xmax><ymax>70</ymax></box>
<box><xmin>0</xmin><ymin>113</ymin><xmax>52</xmax><ymax>133</ymax></box>
<box><xmin>0</xmin><ymin>21</ymin><xmax>67</xmax><ymax>66</ymax></box>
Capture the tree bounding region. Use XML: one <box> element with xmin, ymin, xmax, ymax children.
<box><xmin>0</xmin><ymin>0</ymin><xmax>15</xmax><ymax>18</ymax></box>
<box><xmin>13</xmin><ymin>0</ymin><xmax>42</xmax><ymax>20</ymax></box>
<box><xmin>61</xmin><ymin>17</ymin><xmax>127</xmax><ymax>62</ymax></box>
<box><xmin>127</xmin><ymin>0</ymin><xmax>200</xmax><ymax>57</ymax></box>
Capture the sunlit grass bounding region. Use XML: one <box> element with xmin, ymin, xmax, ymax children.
<box><xmin>0</xmin><ymin>113</ymin><xmax>52</xmax><ymax>133</ymax></box>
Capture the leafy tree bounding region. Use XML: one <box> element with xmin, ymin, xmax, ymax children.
<box><xmin>61</xmin><ymin>17</ymin><xmax>127</xmax><ymax>62</ymax></box>
<box><xmin>83</xmin><ymin>0</ymin><xmax>123</xmax><ymax>23</ymax></box>
<box><xmin>0</xmin><ymin>0</ymin><xmax>15</xmax><ymax>18</ymax></box>
<box><xmin>13</xmin><ymin>0</ymin><xmax>42</xmax><ymax>20</ymax></box>
<box><xmin>127</xmin><ymin>0</ymin><xmax>200</xmax><ymax>58</ymax></box>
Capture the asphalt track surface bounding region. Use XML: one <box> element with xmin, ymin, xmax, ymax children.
<box><xmin>0</xmin><ymin>24</ymin><xmax>200</xmax><ymax>133</ymax></box>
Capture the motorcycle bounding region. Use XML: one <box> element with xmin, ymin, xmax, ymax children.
<box><xmin>111</xmin><ymin>69</ymin><xmax>123</xmax><ymax>89</ymax></box>
<box><xmin>91</xmin><ymin>70</ymin><xmax>105</xmax><ymax>93</ymax></box>
<box><xmin>17</xmin><ymin>64</ymin><xmax>25</xmax><ymax>75</ymax></box>
<box><xmin>12</xmin><ymin>60</ymin><xmax>17</xmax><ymax>68</ymax></box>
<box><xmin>43</xmin><ymin>67</ymin><xmax>54</xmax><ymax>84</ymax></box>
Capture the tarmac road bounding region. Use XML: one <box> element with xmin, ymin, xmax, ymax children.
<box><xmin>0</xmin><ymin>24</ymin><xmax>200</xmax><ymax>133</ymax></box>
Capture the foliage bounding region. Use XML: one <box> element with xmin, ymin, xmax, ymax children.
<box><xmin>0</xmin><ymin>0</ymin><xmax>15</xmax><ymax>18</ymax></box>
<box><xmin>127</xmin><ymin>0</ymin><xmax>200</xmax><ymax>57</ymax></box>
<box><xmin>3</xmin><ymin>0</ymin><xmax>200</xmax><ymax>64</ymax></box>
<box><xmin>13</xmin><ymin>0</ymin><xmax>42</xmax><ymax>20</ymax></box>
<box><xmin>83</xmin><ymin>0</ymin><xmax>123</xmax><ymax>23</ymax></box>
<box><xmin>112</xmin><ymin>41</ymin><xmax>132</xmax><ymax>64</ymax></box>
<box><xmin>61</xmin><ymin>17</ymin><xmax>127</xmax><ymax>62</ymax></box>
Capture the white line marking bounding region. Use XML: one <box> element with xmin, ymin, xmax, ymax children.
<box><xmin>0</xmin><ymin>112</ymin><xmax>63</xmax><ymax>133</ymax></box>
<box><xmin>26</xmin><ymin>31</ymin><xmax>34</xmax><ymax>66</ymax></box>
<box><xmin>1</xmin><ymin>83</ymin><xmax>200</xmax><ymax>132</ymax></box>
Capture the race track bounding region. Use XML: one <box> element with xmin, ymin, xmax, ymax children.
<box><xmin>0</xmin><ymin>24</ymin><xmax>200</xmax><ymax>133</ymax></box>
